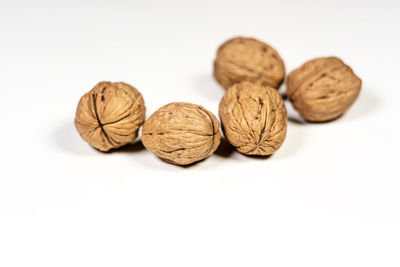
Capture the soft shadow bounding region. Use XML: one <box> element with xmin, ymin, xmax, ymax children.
<box><xmin>193</xmin><ymin>74</ymin><xmax>225</xmax><ymax>101</ymax></box>
<box><xmin>181</xmin><ymin>158</ymin><xmax>207</xmax><ymax>168</ymax></box>
<box><xmin>305</xmin><ymin>115</ymin><xmax>344</xmax><ymax>124</ymax></box>
<box><xmin>276</xmin><ymin>123</ymin><xmax>304</xmax><ymax>158</ymax></box>
<box><xmin>288</xmin><ymin>116</ymin><xmax>306</xmax><ymax>124</ymax></box>
<box><xmin>214</xmin><ymin>137</ymin><xmax>235</xmax><ymax>158</ymax></box>
<box><xmin>344</xmin><ymin>89</ymin><xmax>380</xmax><ymax>121</ymax></box>
<box><xmin>53</xmin><ymin>120</ymin><xmax>95</xmax><ymax>155</ymax></box>
<box><xmin>150</xmin><ymin>155</ymin><xmax>206</xmax><ymax>169</ymax></box>
<box><xmin>53</xmin><ymin>120</ymin><xmax>146</xmax><ymax>155</ymax></box>
<box><xmin>285</xmin><ymin>99</ymin><xmax>306</xmax><ymax>125</ymax></box>
<box><xmin>243</xmin><ymin>153</ymin><xmax>272</xmax><ymax>160</ymax></box>
<box><xmin>109</xmin><ymin>140</ymin><xmax>145</xmax><ymax>153</ymax></box>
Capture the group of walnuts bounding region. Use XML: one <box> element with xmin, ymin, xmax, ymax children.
<box><xmin>75</xmin><ymin>37</ymin><xmax>362</xmax><ymax>166</ymax></box>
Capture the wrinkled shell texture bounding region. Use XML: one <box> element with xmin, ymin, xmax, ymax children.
<box><xmin>75</xmin><ymin>81</ymin><xmax>146</xmax><ymax>151</ymax></box>
<box><xmin>287</xmin><ymin>57</ymin><xmax>362</xmax><ymax>122</ymax></box>
<box><xmin>142</xmin><ymin>102</ymin><xmax>221</xmax><ymax>165</ymax></box>
<box><xmin>214</xmin><ymin>37</ymin><xmax>285</xmax><ymax>90</ymax></box>
<box><xmin>219</xmin><ymin>82</ymin><xmax>287</xmax><ymax>156</ymax></box>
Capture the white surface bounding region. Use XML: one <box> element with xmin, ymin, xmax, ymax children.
<box><xmin>1</xmin><ymin>0</ymin><xmax>399</xmax><ymax>266</ymax></box>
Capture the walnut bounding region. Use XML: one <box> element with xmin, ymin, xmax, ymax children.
<box><xmin>286</xmin><ymin>57</ymin><xmax>362</xmax><ymax>122</ymax></box>
<box><xmin>213</xmin><ymin>37</ymin><xmax>285</xmax><ymax>90</ymax></box>
<box><xmin>74</xmin><ymin>81</ymin><xmax>146</xmax><ymax>151</ymax></box>
<box><xmin>142</xmin><ymin>102</ymin><xmax>221</xmax><ymax>165</ymax></box>
<box><xmin>219</xmin><ymin>81</ymin><xmax>287</xmax><ymax>156</ymax></box>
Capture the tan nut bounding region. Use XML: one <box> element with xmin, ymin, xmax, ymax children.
<box><xmin>142</xmin><ymin>102</ymin><xmax>221</xmax><ymax>165</ymax></box>
<box><xmin>219</xmin><ymin>81</ymin><xmax>287</xmax><ymax>156</ymax></box>
<box><xmin>214</xmin><ymin>37</ymin><xmax>285</xmax><ymax>90</ymax></box>
<box><xmin>75</xmin><ymin>81</ymin><xmax>146</xmax><ymax>151</ymax></box>
<box><xmin>287</xmin><ymin>57</ymin><xmax>362</xmax><ymax>122</ymax></box>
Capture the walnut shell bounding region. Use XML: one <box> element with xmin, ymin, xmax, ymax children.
<box><xmin>287</xmin><ymin>57</ymin><xmax>362</xmax><ymax>122</ymax></box>
<box><xmin>213</xmin><ymin>37</ymin><xmax>285</xmax><ymax>90</ymax></box>
<box><xmin>219</xmin><ymin>81</ymin><xmax>287</xmax><ymax>156</ymax></box>
<box><xmin>75</xmin><ymin>81</ymin><xmax>146</xmax><ymax>151</ymax></box>
<box><xmin>142</xmin><ymin>102</ymin><xmax>221</xmax><ymax>165</ymax></box>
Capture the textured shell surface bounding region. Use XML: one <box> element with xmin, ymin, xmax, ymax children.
<box><xmin>74</xmin><ymin>81</ymin><xmax>146</xmax><ymax>151</ymax></box>
<box><xmin>219</xmin><ymin>81</ymin><xmax>287</xmax><ymax>156</ymax></box>
<box><xmin>287</xmin><ymin>57</ymin><xmax>362</xmax><ymax>122</ymax></box>
<box><xmin>142</xmin><ymin>102</ymin><xmax>221</xmax><ymax>165</ymax></box>
<box><xmin>214</xmin><ymin>37</ymin><xmax>285</xmax><ymax>90</ymax></box>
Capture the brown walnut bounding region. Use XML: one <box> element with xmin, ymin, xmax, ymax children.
<box><xmin>213</xmin><ymin>37</ymin><xmax>285</xmax><ymax>90</ymax></box>
<box><xmin>286</xmin><ymin>57</ymin><xmax>362</xmax><ymax>122</ymax></box>
<box><xmin>219</xmin><ymin>81</ymin><xmax>287</xmax><ymax>156</ymax></box>
<box><xmin>75</xmin><ymin>81</ymin><xmax>146</xmax><ymax>151</ymax></box>
<box><xmin>142</xmin><ymin>102</ymin><xmax>221</xmax><ymax>165</ymax></box>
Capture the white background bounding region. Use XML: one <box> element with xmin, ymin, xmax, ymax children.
<box><xmin>1</xmin><ymin>0</ymin><xmax>399</xmax><ymax>266</ymax></box>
